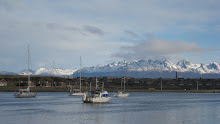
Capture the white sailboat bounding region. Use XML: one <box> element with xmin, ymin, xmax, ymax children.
<box><xmin>69</xmin><ymin>56</ymin><xmax>84</xmax><ymax>96</ymax></box>
<box><xmin>82</xmin><ymin>78</ymin><xmax>111</xmax><ymax>103</ymax></box>
<box><xmin>69</xmin><ymin>87</ymin><xmax>84</xmax><ymax>95</ymax></box>
<box><xmin>14</xmin><ymin>45</ymin><xmax>37</xmax><ymax>98</ymax></box>
<box><xmin>115</xmin><ymin>60</ymin><xmax>130</xmax><ymax>98</ymax></box>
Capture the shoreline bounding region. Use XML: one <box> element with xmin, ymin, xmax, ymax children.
<box><xmin>1</xmin><ymin>87</ymin><xmax>220</xmax><ymax>93</ymax></box>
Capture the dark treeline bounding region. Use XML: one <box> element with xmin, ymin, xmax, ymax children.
<box><xmin>1</xmin><ymin>75</ymin><xmax>220</xmax><ymax>92</ymax></box>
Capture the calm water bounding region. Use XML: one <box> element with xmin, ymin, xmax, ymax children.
<box><xmin>1</xmin><ymin>92</ymin><xmax>220</xmax><ymax>124</ymax></box>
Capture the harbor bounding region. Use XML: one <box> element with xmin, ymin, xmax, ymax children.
<box><xmin>1</xmin><ymin>0</ymin><xmax>220</xmax><ymax>123</ymax></box>
<box><xmin>1</xmin><ymin>92</ymin><xmax>220</xmax><ymax>124</ymax></box>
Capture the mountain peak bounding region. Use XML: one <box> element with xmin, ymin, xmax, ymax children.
<box><xmin>207</xmin><ymin>62</ymin><xmax>220</xmax><ymax>70</ymax></box>
<box><xmin>177</xmin><ymin>60</ymin><xmax>192</xmax><ymax>69</ymax></box>
<box><xmin>20</xmin><ymin>68</ymin><xmax>77</xmax><ymax>77</ymax></box>
<box><xmin>15</xmin><ymin>59</ymin><xmax>220</xmax><ymax>78</ymax></box>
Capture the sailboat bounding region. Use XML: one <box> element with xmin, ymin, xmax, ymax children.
<box><xmin>69</xmin><ymin>56</ymin><xmax>84</xmax><ymax>96</ymax></box>
<box><xmin>115</xmin><ymin>60</ymin><xmax>130</xmax><ymax>98</ymax></box>
<box><xmin>14</xmin><ymin>45</ymin><xmax>37</xmax><ymax>98</ymax></box>
<box><xmin>82</xmin><ymin>78</ymin><xmax>111</xmax><ymax>103</ymax></box>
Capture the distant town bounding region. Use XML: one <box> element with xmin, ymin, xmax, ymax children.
<box><xmin>1</xmin><ymin>75</ymin><xmax>220</xmax><ymax>93</ymax></box>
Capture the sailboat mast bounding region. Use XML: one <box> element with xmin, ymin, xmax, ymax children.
<box><xmin>28</xmin><ymin>44</ymin><xmax>30</xmax><ymax>85</ymax></box>
<box><xmin>121</xmin><ymin>79</ymin><xmax>122</xmax><ymax>91</ymax></box>
<box><xmin>96</xmin><ymin>77</ymin><xmax>98</xmax><ymax>90</ymax></box>
<box><xmin>53</xmin><ymin>60</ymin><xmax>55</xmax><ymax>75</ymax></box>
<box><xmin>80</xmin><ymin>56</ymin><xmax>82</xmax><ymax>92</ymax></box>
<box><xmin>123</xmin><ymin>60</ymin><xmax>126</xmax><ymax>91</ymax></box>
<box><xmin>102</xmin><ymin>82</ymin><xmax>104</xmax><ymax>92</ymax></box>
<box><xmin>52</xmin><ymin>60</ymin><xmax>55</xmax><ymax>88</ymax></box>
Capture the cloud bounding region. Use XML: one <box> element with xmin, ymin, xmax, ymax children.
<box><xmin>0</xmin><ymin>17</ymin><xmax>123</xmax><ymax>72</ymax></box>
<box><xmin>46</xmin><ymin>23</ymin><xmax>61</xmax><ymax>30</ymax></box>
<box><xmin>45</xmin><ymin>23</ymin><xmax>104</xmax><ymax>36</ymax></box>
<box><xmin>113</xmin><ymin>37</ymin><xmax>204</xmax><ymax>60</ymax></box>
<box><xmin>0</xmin><ymin>0</ymin><xmax>24</xmax><ymax>11</ymax></box>
<box><xmin>124</xmin><ymin>30</ymin><xmax>139</xmax><ymax>38</ymax></box>
<box><xmin>1</xmin><ymin>0</ymin><xmax>220</xmax><ymax>72</ymax></box>
<box><xmin>83</xmin><ymin>25</ymin><xmax>105</xmax><ymax>36</ymax></box>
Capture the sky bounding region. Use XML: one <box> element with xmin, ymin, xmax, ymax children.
<box><xmin>0</xmin><ymin>0</ymin><xmax>220</xmax><ymax>72</ymax></box>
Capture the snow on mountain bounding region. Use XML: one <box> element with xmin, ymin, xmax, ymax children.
<box><xmin>17</xmin><ymin>59</ymin><xmax>220</xmax><ymax>78</ymax></box>
<box><xmin>176</xmin><ymin>60</ymin><xmax>201</xmax><ymax>72</ymax></box>
<box><xmin>82</xmin><ymin>61</ymin><xmax>124</xmax><ymax>73</ymax></box>
<box><xmin>81</xmin><ymin>59</ymin><xmax>177</xmax><ymax>73</ymax></box>
<box><xmin>20</xmin><ymin>68</ymin><xmax>78</xmax><ymax>76</ymax></box>
<box><xmin>19</xmin><ymin>69</ymin><xmax>35</xmax><ymax>75</ymax></box>
<box><xmin>207</xmin><ymin>62</ymin><xmax>220</xmax><ymax>71</ymax></box>
<box><xmin>176</xmin><ymin>60</ymin><xmax>192</xmax><ymax>69</ymax></box>
<box><xmin>79</xmin><ymin>59</ymin><xmax>220</xmax><ymax>75</ymax></box>
<box><xmin>34</xmin><ymin>68</ymin><xmax>77</xmax><ymax>76</ymax></box>
<box><xmin>127</xmin><ymin>59</ymin><xmax>178</xmax><ymax>71</ymax></box>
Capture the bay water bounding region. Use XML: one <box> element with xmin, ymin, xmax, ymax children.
<box><xmin>1</xmin><ymin>92</ymin><xmax>220</xmax><ymax>124</ymax></box>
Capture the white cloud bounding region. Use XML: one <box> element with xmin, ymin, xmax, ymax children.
<box><xmin>113</xmin><ymin>37</ymin><xmax>204</xmax><ymax>60</ymax></box>
<box><xmin>0</xmin><ymin>0</ymin><xmax>220</xmax><ymax>72</ymax></box>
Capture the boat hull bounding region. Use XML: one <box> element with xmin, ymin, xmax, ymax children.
<box><xmin>84</xmin><ymin>97</ymin><xmax>111</xmax><ymax>103</ymax></box>
<box><xmin>69</xmin><ymin>92</ymin><xmax>84</xmax><ymax>96</ymax></box>
<box><xmin>14</xmin><ymin>92</ymin><xmax>37</xmax><ymax>98</ymax></box>
<box><xmin>115</xmin><ymin>93</ymin><xmax>129</xmax><ymax>98</ymax></box>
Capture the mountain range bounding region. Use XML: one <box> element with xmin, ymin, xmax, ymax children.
<box><xmin>19</xmin><ymin>68</ymin><xmax>78</xmax><ymax>77</ymax></box>
<box><xmin>1</xmin><ymin>59</ymin><xmax>220</xmax><ymax>78</ymax></box>
<box><xmin>74</xmin><ymin>59</ymin><xmax>220</xmax><ymax>78</ymax></box>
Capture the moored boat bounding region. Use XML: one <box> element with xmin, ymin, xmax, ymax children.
<box><xmin>114</xmin><ymin>91</ymin><xmax>129</xmax><ymax>98</ymax></box>
<box><xmin>115</xmin><ymin>60</ymin><xmax>130</xmax><ymax>98</ymax></box>
<box><xmin>69</xmin><ymin>56</ymin><xmax>84</xmax><ymax>96</ymax></box>
<box><xmin>83</xmin><ymin>90</ymin><xmax>111</xmax><ymax>103</ymax></box>
<box><xmin>69</xmin><ymin>89</ymin><xmax>84</xmax><ymax>96</ymax></box>
<box><xmin>14</xmin><ymin>87</ymin><xmax>37</xmax><ymax>98</ymax></box>
<box><xmin>82</xmin><ymin>78</ymin><xmax>111</xmax><ymax>103</ymax></box>
<box><xmin>14</xmin><ymin>44</ymin><xmax>37</xmax><ymax>98</ymax></box>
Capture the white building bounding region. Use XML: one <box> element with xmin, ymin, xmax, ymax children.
<box><xmin>0</xmin><ymin>79</ymin><xmax>7</xmax><ymax>86</ymax></box>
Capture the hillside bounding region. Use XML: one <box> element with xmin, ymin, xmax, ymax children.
<box><xmin>1</xmin><ymin>75</ymin><xmax>220</xmax><ymax>92</ymax></box>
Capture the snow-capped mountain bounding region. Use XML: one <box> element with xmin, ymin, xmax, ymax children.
<box><xmin>19</xmin><ymin>69</ymin><xmax>36</xmax><ymax>75</ymax></box>
<box><xmin>207</xmin><ymin>62</ymin><xmax>220</xmax><ymax>72</ymax></box>
<box><xmin>20</xmin><ymin>68</ymin><xmax>78</xmax><ymax>77</ymax></box>
<box><xmin>74</xmin><ymin>59</ymin><xmax>220</xmax><ymax>78</ymax></box>
<box><xmin>127</xmin><ymin>59</ymin><xmax>177</xmax><ymax>71</ymax></box>
<box><xmin>14</xmin><ymin>59</ymin><xmax>220</xmax><ymax>78</ymax></box>
<box><xmin>80</xmin><ymin>59</ymin><xmax>220</xmax><ymax>74</ymax></box>
<box><xmin>34</xmin><ymin>68</ymin><xmax>77</xmax><ymax>76</ymax></box>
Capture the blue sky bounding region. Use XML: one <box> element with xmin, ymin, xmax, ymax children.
<box><xmin>0</xmin><ymin>0</ymin><xmax>220</xmax><ymax>72</ymax></box>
